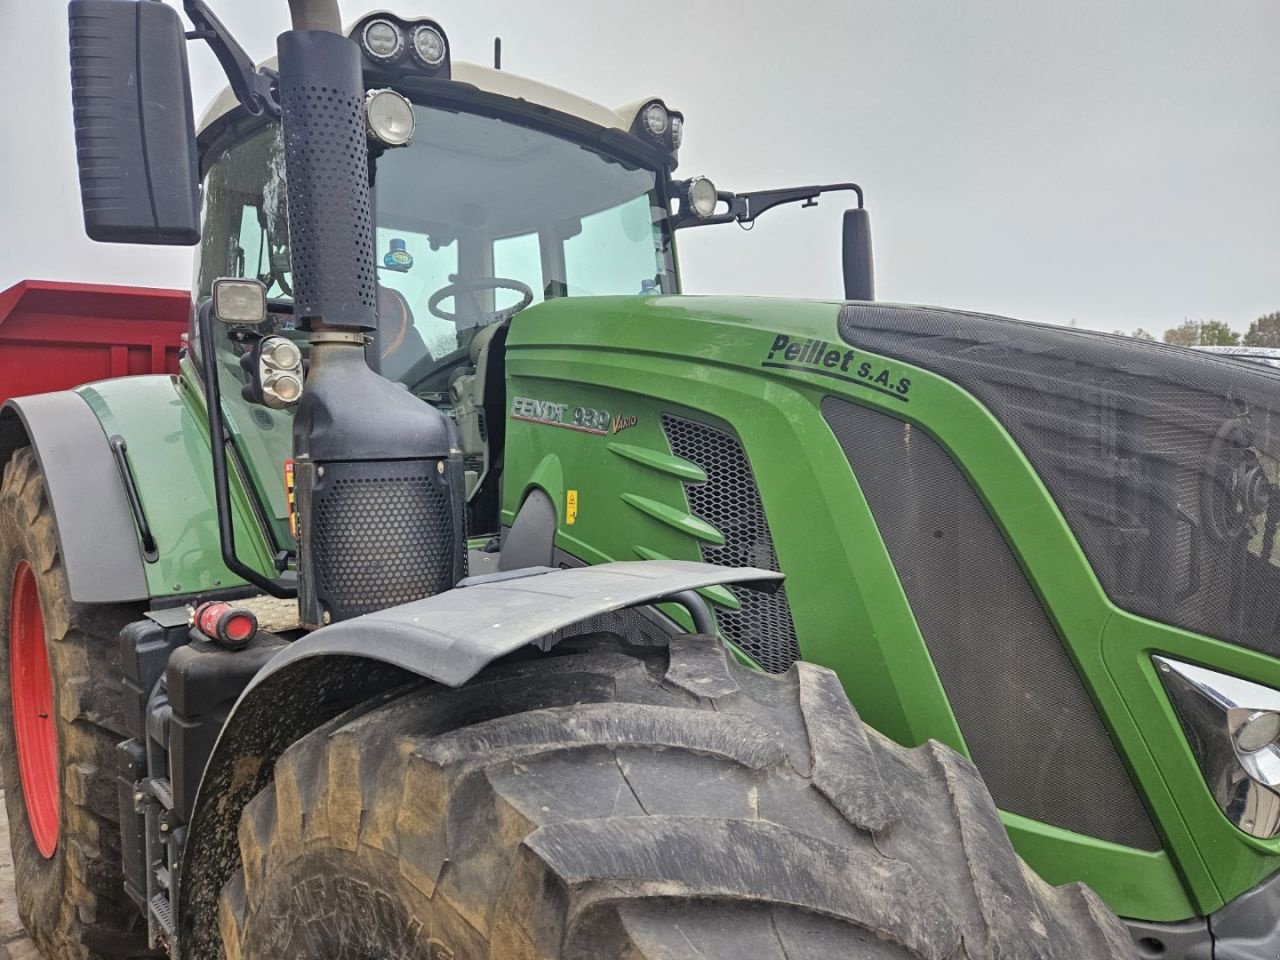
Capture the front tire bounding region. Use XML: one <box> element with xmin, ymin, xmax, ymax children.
<box><xmin>219</xmin><ymin>635</ymin><xmax>1136</xmax><ymax>959</ymax></box>
<box><xmin>0</xmin><ymin>448</ymin><xmax>151</xmax><ymax>959</ymax></box>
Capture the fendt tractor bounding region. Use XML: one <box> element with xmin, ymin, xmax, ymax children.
<box><xmin>1</xmin><ymin>1</ymin><xmax>1277</xmax><ymax>958</ymax></box>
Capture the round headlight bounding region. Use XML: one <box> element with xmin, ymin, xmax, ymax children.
<box><xmin>641</xmin><ymin>102</ymin><xmax>669</xmax><ymax>138</ymax></box>
<box><xmin>1236</xmin><ymin>710</ymin><xmax>1280</xmax><ymax>753</ymax></box>
<box><xmin>263</xmin><ymin>373</ymin><xmax>302</xmax><ymax>406</ymax></box>
<box><xmin>261</xmin><ymin>337</ymin><xmax>301</xmax><ymax>371</ymax></box>
<box><xmin>365</xmin><ymin>89</ymin><xmax>416</xmax><ymax>147</ymax></box>
<box><xmin>686</xmin><ymin>176</ymin><xmax>718</xmax><ymax>219</ymax></box>
<box><xmin>361</xmin><ymin>19</ymin><xmax>404</xmax><ymax>61</ymax></box>
<box><xmin>670</xmin><ymin>114</ymin><xmax>684</xmax><ymax>149</ymax></box>
<box><xmin>411</xmin><ymin>24</ymin><xmax>447</xmax><ymax>67</ymax></box>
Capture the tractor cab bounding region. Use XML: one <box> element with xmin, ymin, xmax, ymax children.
<box><xmin>191</xmin><ymin>13</ymin><xmax>872</xmax><ymax>537</ymax></box>
<box><xmin>193</xmin><ymin>14</ymin><xmax>688</xmax><ymax>532</ymax></box>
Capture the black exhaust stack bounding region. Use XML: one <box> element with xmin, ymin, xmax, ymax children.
<box><xmin>276</xmin><ymin>21</ymin><xmax>465</xmax><ymax>628</ymax></box>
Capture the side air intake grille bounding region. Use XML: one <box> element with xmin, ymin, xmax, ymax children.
<box><xmin>824</xmin><ymin>397</ymin><xmax>1162</xmax><ymax>850</ymax></box>
<box><xmin>660</xmin><ymin>415</ymin><xmax>800</xmax><ymax>673</ymax></box>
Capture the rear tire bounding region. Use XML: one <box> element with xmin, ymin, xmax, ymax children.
<box><xmin>0</xmin><ymin>448</ymin><xmax>151</xmax><ymax>960</ymax></box>
<box><xmin>219</xmin><ymin>634</ymin><xmax>1135</xmax><ymax>959</ymax></box>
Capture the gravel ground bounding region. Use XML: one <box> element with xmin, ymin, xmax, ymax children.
<box><xmin>0</xmin><ymin>792</ymin><xmax>41</xmax><ymax>960</ymax></box>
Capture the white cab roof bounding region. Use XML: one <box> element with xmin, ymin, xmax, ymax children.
<box><xmin>197</xmin><ymin>55</ymin><xmax>658</xmax><ymax>138</ymax></box>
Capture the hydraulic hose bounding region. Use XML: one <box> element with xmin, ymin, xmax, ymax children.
<box><xmin>286</xmin><ymin>0</ymin><xmax>341</xmax><ymax>34</ymax></box>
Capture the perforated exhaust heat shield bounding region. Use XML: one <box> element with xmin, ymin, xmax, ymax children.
<box><xmin>276</xmin><ymin>29</ymin><xmax>377</xmax><ymax>331</ymax></box>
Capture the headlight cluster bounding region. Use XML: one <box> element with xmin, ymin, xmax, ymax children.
<box><xmin>247</xmin><ymin>335</ymin><xmax>304</xmax><ymax>410</ymax></box>
<box><xmin>1156</xmin><ymin>656</ymin><xmax>1280</xmax><ymax>839</ymax></box>
<box><xmin>354</xmin><ymin>17</ymin><xmax>450</xmax><ymax>76</ymax></box>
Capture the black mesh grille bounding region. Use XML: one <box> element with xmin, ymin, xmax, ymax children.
<box><xmin>839</xmin><ymin>305</ymin><xmax>1280</xmax><ymax>657</ymax></box>
<box><xmin>824</xmin><ymin>397</ymin><xmax>1162</xmax><ymax>849</ymax></box>
<box><xmin>312</xmin><ymin>459</ymin><xmax>457</xmax><ymax>620</ymax></box>
<box><xmin>660</xmin><ymin>415</ymin><xmax>800</xmax><ymax>673</ymax></box>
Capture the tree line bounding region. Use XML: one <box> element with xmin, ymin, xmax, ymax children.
<box><xmin>1116</xmin><ymin>311</ymin><xmax>1280</xmax><ymax>347</ymax></box>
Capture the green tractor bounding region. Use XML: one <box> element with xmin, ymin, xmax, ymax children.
<box><xmin>1</xmin><ymin>0</ymin><xmax>1277</xmax><ymax>957</ymax></box>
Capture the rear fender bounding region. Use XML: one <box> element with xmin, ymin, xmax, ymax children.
<box><xmin>1</xmin><ymin>392</ymin><xmax>149</xmax><ymax>602</ymax></box>
<box><xmin>1</xmin><ymin>372</ymin><xmax>281</xmax><ymax>605</ymax></box>
<box><xmin>175</xmin><ymin>560</ymin><xmax>782</xmax><ymax>960</ymax></box>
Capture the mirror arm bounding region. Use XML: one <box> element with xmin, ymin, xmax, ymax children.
<box><xmin>183</xmin><ymin>0</ymin><xmax>281</xmax><ymax>118</ymax></box>
<box><xmin>673</xmin><ymin>182</ymin><xmax>863</xmax><ymax>230</ymax></box>
<box><xmin>740</xmin><ymin>182</ymin><xmax>863</xmax><ymax>219</ymax></box>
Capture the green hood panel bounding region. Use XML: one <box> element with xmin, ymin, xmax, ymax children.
<box><xmin>501</xmin><ymin>293</ymin><xmax>1280</xmax><ymax>920</ymax></box>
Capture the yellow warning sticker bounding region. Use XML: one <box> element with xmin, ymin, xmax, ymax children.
<box><xmin>566</xmin><ymin>489</ymin><xmax>579</xmax><ymax>525</ymax></box>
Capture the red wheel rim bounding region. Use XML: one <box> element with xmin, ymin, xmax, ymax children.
<box><xmin>10</xmin><ymin>561</ymin><xmax>59</xmax><ymax>858</ymax></box>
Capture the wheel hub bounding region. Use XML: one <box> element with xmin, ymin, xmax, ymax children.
<box><xmin>10</xmin><ymin>561</ymin><xmax>60</xmax><ymax>858</ymax></box>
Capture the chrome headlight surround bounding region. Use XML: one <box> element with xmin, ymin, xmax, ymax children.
<box><xmin>360</xmin><ymin>19</ymin><xmax>404</xmax><ymax>62</ymax></box>
<box><xmin>1156</xmin><ymin>656</ymin><xmax>1280</xmax><ymax>839</ymax></box>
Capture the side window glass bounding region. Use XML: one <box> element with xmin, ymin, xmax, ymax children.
<box><xmin>235</xmin><ymin>206</ymin><xmax>263</xmax><ymax>282</ymax></box>
<box><xmin>564</xmin><ymin>194</ymin><xmax>667</xmax><ymax>296</ymax></box>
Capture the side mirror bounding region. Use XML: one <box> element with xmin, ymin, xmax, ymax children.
<box><xmin>68</xmin><ymin>0</ymin><xmax>200</xmax><ymax>245</ymax></box>
<box><xmin>842</xmin><ymin>208</ymin><xmax>875</xmax><ymax>301</ymax></box>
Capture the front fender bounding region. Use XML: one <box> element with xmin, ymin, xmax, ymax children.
<box><xmin>175</xmin><ymin>560</ymin><xmax>782</xmax><ymax>960</ymax></box>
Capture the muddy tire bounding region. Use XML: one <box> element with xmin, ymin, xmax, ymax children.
<box><xmin>219</xmin><ymin>634</ymin><xmax>1135</xmax><ymax>959</ymax></box>
<box><xmin>0</xmin><ymin>448</ymin><xmax>151</xmax><ymax>959</ymax></box>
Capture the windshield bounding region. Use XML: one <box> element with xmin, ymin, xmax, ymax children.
<box><xmin>195</xmin><ymin>103</ymin><xmax>677</xmax><ymax>385</ymax></box>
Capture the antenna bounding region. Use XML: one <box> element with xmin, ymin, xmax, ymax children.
<box><xmin>494</xmin><ymin>36</ymin><xmax>502</xmax><ymax>70</ymax></box>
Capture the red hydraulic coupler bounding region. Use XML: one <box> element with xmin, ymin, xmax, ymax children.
<box><xmin>191</xmin><ymin>601</ymin><xmax>259</xmax><ymax>650</ymax></box>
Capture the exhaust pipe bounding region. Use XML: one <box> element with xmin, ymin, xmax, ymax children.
<box><xmin>286</xmin><ymin>0</ymin><xmax>342</xmax><ymax>33</ymax></box>
<box><xmin>276</xmin><ymin>10</ymin><xmax>466</xmax><ymax>628</ymax></box>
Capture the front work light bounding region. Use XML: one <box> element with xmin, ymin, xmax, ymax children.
<box><xmin>362</xmin><ymin>19</ymin><xmax>404</xmax><ymax>61</ymax></box>
<box><xmin>212</xmin><ymin>278</ymin><xmax>267</xmax><ymax>325</ymax></box>
<box><xmin>641</xmin><ymin>102</ymin><xmax>669</xmax><ymax>138</ymax></box>
<box><xmin>411</xmin><ymin>24</ymin><xmax>447</xmax><ymax>67</ymax></box>
<box><xmin>1156</xmin><ymin>656</ymin><xmax>1280</xmax><ymax>838</ymax></box>
<box><xmin>685</xmin><ymin>176</ymin><xmax>718</xmax><ymax>219</ymax></box>
<box><xmin>365</xmin><ymin>90</ymin><xmax>415</xmax><ymax>147</ymax></box>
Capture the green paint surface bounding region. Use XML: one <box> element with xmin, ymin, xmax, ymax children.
<box><xmin>75</xmin><ymin>364</ymin><xmax>282</xmax><ymax>598</ymax></box>
<box><xmin>499</xmin><ymin>293</ymin><xmax>1280</xmax><ymax>920</ymax></box>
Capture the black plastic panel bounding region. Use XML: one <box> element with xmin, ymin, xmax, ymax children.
<box><xmin>824</xmin><ymin>396</ymin><xmax>1162</xmax><ymax>850</ymax></box>
<box><xmin>839</xmin><ymin>304</ymin><xmax>1280</xmax><ymax>657</ymax></box>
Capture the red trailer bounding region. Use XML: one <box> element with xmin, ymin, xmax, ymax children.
<box><xmin>0</xmin><ymin>280</ymin><xmax>189</xmax><ymax>405</ymax></box>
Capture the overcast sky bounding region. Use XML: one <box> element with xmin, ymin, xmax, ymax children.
<box><xmin>2</xmin><ymin>0</ymin><xmax>1276</xmax><ymax>334</ymax></box>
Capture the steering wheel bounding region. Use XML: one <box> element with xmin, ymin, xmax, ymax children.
<box><xmin>428</xmin><ymin>276</ymin><xmax>535</xmax><ymax>327</ymax></box>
